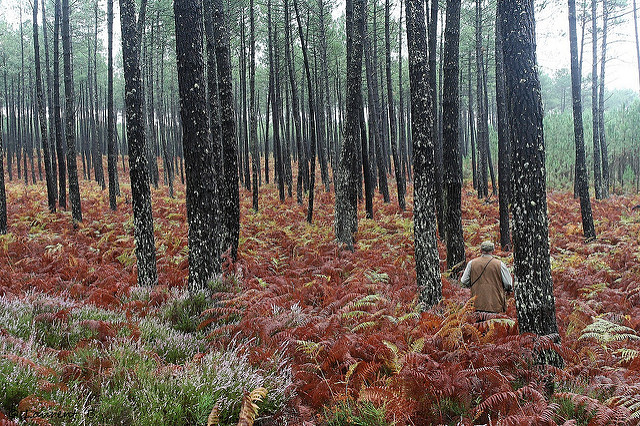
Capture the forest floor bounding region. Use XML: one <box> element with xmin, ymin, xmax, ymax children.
<box><xmin>1</xmin><ymin>173</ymin><xmax>640</xmax><ymax>425</ymax></box>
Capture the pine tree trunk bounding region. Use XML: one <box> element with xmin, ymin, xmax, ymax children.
<box><xmin>284</xmin><ymin>0</ymin><xmax>306</xmax><ymax>205</ymax></box>
<box><xmin>335</xmin><ymin>0</ymin><xmax>365</xmax><ymax>248</ymax></box>
<box><xmin>107</xmin><ymin>0</ymin><xmax>117</xmax><ymax>210</ymax></box>
<box><xmin>591</xmin><ymin>0</ymin><xmax>602</xmax><ymax>199</ymax></box>
<box><xmin>62</xmin><ymin>0</ymin><xmax>82</xmax><ymax>222</ymax></box>
<box><xmin>442</xmin><ymin>0</ymin><xmax>465</xmax><ymax>269</ymax></box>
<box><xmin>386</xmin><ymin>0</ymin><xmax>406</xmax><ymax>211</ymax></box>
<box><xmin>249</xmin><ymin>0</ymin><xmax>259</xmax><ymax>211</ymax></box>
<box><xmin>212</xmin><ymin>0</ymin><xmax>240</xmax><ymax>259</ymax></box>
<box><xmin>0</xmin><ymin>103</ymin><xmax>6</xmax><ymax>234</ymax></box>
<box><xmin>569</xmin><ymin>0</ymin><xmax>596</xmax><ymax>241</ymax></box>
<box><xmin>495</xmin><ymin>14</ymin><xmax>512</xmax><ymax>249</ymax></box>
<box><xmin>598</xmin><ymin>0</ymin><xmax>609</xmax><ymax>198</ymax></box>
<box><xmin>174</xmin><ymin>0</ymin><xmax>222</xmax><ymax>290</ymax></box>
<box><xmin>406</xmin><ymin>0</ymin><xmax>441</xmax><ymax>310</ymax></box>
<box><xmin>499</xmin><ymin>0</ymin><xmax>560</xmax><ymax>342</ymax></box>
<box><xmin>33</xmin><ymin>0</ymin><xmax>57</xmax><ymax>212</ymax></box>
<box><xmin>42</xmin><ymin>0</ymin><xmax>58</xmax><ymax>203</ymax></box>
<box><xmin>120</xmin><ymin>0</ymin><xmax>158</xmax><ymax>286</ymax></box>
<box><xmin>293</xmin><ymin>0</ymin><xmax>318</xmax><ymax>223</ymax></box>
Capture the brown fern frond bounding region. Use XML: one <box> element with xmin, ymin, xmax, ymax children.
<box><xmin>237</xmin><ymin>387</ymin><xmax>268</xmax><ymax>426</ymax></box>
<box><xmin>206</xmin><ymin>405</ymin><xmax>219</xmax><ymax>426</ymax></box>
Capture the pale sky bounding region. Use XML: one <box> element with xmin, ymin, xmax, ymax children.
<box><xmin>1</xmin><ymin>0</ymin><xmax>639</xmax><ymax>93</ymax></box>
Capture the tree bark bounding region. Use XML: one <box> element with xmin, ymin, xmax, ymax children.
<box><xmin>175</xmin><ymin>0</ymin><xmax>222</xmax><ymax>290</ymax></box>
<box><xmin>442</xmin><ymin>0</ymin><xmax>465</xmax><ymax>269</ymax></box>
<box><xmin>293</xmin><ymin>0</ymin><xmax>318</xmax><ymax>223</ymax></box>
<box><xmin>62</xmin><ymin>0</ymin><xmax>82</xmax><ymax>222</ymax></box>
<box><xmin>568</xmin><ymin>0</ymin><xmax>596</xmax><ymax>241</ymax></box>
<box><xmin>107</xmin><ymin>0</ymin><xmax>117</xmax><ymax>210</ymax></box>
<box><xmin>591</xmin><ymin>0</ymin><xmax>602</xmax><ymax>199</ymax></box>
<box><xmin>335</xmin><ymin>0</ymin><xmax>365</xmax><ymax>248</ymax></box>
<box><xmin>249</xmin><ymin>0</ymin><xmax>259</xmax><ymax>211</ymax></box>
<box><xmin>499</xmin><ymin>0</ymin><xmax>560</xmax><ymax>340</ymax></box>
<box><xmin>33</xmin><ymin>0</ymin><xmax>57</xmax><ymax>213</ymax></box>
<box><xmin>406</xmin><ymin>0</ymin><xmax>441</xmax><ymax>310</ymax></box>
<box><xmin>598</xmin><ymin>0</ymin><xmax>609</xmax><ymax>198</ymax></box>
<box><xmin>386</xmin><ymin>0</ymin><xmax>406</xmax><ymax>211</ymax></box>
<box><xmin>495</xmin><ymin>13</ymin><xmax>512</xmax><ymax>250</ymax></box>
<box><xmin>120</xmin><ymin>0</ymin><xmax>158</xmax><ymax>286</ymax></box>
<box><xmin>212</xmin><ymin>0</ymin><xmax>240</xmax><ymax>259</ymax></box>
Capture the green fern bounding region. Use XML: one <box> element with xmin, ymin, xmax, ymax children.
<box><xmin>579</xmin><ymin>317</ymin><xmax>640</xmax><ymax>344</ymax></box>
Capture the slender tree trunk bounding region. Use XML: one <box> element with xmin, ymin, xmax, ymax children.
<box><xmin>285</xmin><ymin>0</ymin><xmax>306</xmax><ymax>205</ymax></box>
<box><xmin>0</xmin><ymin>103</ymin><xmax>6</xmax><ymax>234</ymax></box>
<box><xmin>62</xmin><ymin>0</ymin><xmax>82</xmax><ymax>222</ymax></box>
<box><xmin>442</xmin><ymin>0</ymin><xmax>465</xmax><ymax>269</ymax></box>
<box><xmin>293</xmin><ymin>0</ymin><xmax>318</xmax><ymax>223</ymax></box>
<box><xmin>42</xmin><ymin>0</ymin><xmax>58</xmax><ymax>203</ymax></box>
<box><xmin>591</xmin><ymin>0</ymin><xmax>602</xmax><ymax>199</ymax></box>
<box><xmin>499</xmin><ymin>0</ymin><xmax>561</xmax><ymax>342</ymax></box>
<box><xmin>33</xmin><ymin>0</ymin><xmax>57</xmax><ymax>212</ymax></box>
<box><xmin>364</xmin><ymin>24</ymin><xmax>390</xmax><ymax>203</ymax></box>
<box><xmin>634</xmin><ymin>0</ymin><xmax>640</xmax><ymax>94</ymax></box>
<box><xmin>120</xmin><ymin>0</ymin><xmax>158</xmax><ymax>285</ymax></box>
<box><xmin>468</xmin><ymin>55</ymin><xmax>477</xmax><ymax>190</ymax></box>
<box><xmin>250</xmin><ymin>0</ymin><xmax>259</xmax><ymax>210</ymax></box>
<box><xmin>598</xmin><ymin>0</ymin><xmax>609</xmax><ymax>198</ymax></box>
<box><xmin>475</xmin><ymin>0</ymin><xmax>488</xmax><ymax>198</ymax></box>
<box><xmin>335</xmin><ymin>0</ymin><xmax>365</xmax><ymax>247</ymax></box>
<box><xmin>495</xmin><ymin>13</ymin><xmax>512</xmax><ymax>249</ymax></box>
<box><xmin>385</xmin><ymin>0</ymin><xmax>406</xmax><ymax>211</ymax></box>
<box><xmin>406</xmin><ymin>0</ymin><xmax>441</xmax><ymax>310</ymax></box>
<box><xmin>107</xmin><ymin>0</ymin><xmax>117</xmax><ymax>210</ymax></box>
<box><xmin>212</xmin><ymin>0</ymin><xmax>239</xmax><ymax>259</ymax></box>
<box><xmin>568</xmin><ymin>0</ymin><xmax>596</xmax><ymax>241</ymax></box>
<box><xmin>429</xmin><ymin>0</ymin><xmax>445</xmax><ymax>238</ymax></box>
<box><xmin>53</xmin><ymin>0</ymin><xmax>67</xmax><ymax>209</ymax></box>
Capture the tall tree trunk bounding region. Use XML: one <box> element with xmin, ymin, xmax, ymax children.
<box><xmin>406</xmin><ymin>0</ymin><xmax>441</xmax><ymax>310</ymax></box>
<box><xmin>33</xmin><ymin>0</ymin><xmax>57</xmax><ymax>212</ymax></box>
<box><xmin>212</xmin><ymin>0</ymin><xmax>239</xmax><ymax>259</ymax></box>
<box><xmin>335</xmin><ymin>0</ymin><xmax>365</xmax><ymax>248</ymax></box>
<box><xmin>285</xmin><ymin>0</ymin><xmax>306</xmax><ymax>205</ymax></box>
<box><xmin>468</xmin><ymin>55</ymin><xmax>477</xmax><ymax>190</ymax></box>
<box><xmin>62</xmin><ymin>0</ymin><xmax>82</xmax><ymax>222</ymax></box>
<box><xmin>0</xmin><ymin>102</ymin><xmax>6</xmax><ymax>234</ymax></box>
<box><xmin>499</xmin><ymin>0</ymin><xmax>561</xmax><ymax>342</ymax></box>
<box><xmin>364</xmin><ymin>24</ymin><xmax>390</xmax><ymax>203</ymax></box>
<box><xmin>475</xmin><ymin>0</ymin><xmax>488</xmax><ymax>198</ymax></box>
<box><xmin>120</xmin><ymin>0</ymin><xmax>158</xmax><ymax>286</ymax></box>
<box><xmin>175</xmin><ymin>0</ymin><xmax>221</xmax><ymax>290</ymax></box>
<box><xmin>293</xmin><ymin>0</ymin><xmax>318</xmax><ymax>223</ymax></box>
<box><xmin>442</xmin><ymin>0</ymin><xmax>465</xmax><ymax>269</ymax></box>
<box><xmin>569</xmin><ymin>0</ymin><xmax>596</xmax><ymax>241</ymax></box>
<box><xmin>634</xmin><ymin>0</ymin><xmax>640</xmax><ymax>94</ymax></box>
<box><xmin>107</xmin><ymin>0</ymin><xmax>117</xmax><ymax>210</ymax></box>
<box><xmin>386</xmin><ymin>0</ymin><xmax>406</xmax><ymax>211</ymax></box>
<box><xmin>598</xmin><ymin>0</ymin><xmax>609</xmax><ymax>198</ymax></box>
<box><xmin>591</xmin><ymin>0</ymin><xmax>602</xmax><ymax>199</ymax></box>
<box><xmin>203</xmin><ymin>0</ymin><xmax>223</xmax><ymax>203</ymax></box>
<box><xmin>495</xmin><ymin>13</ymin><xmax>512</xmax><ymax>250</ymax></box>
<box><xmin>42</xmin><ymin>0</ymin><xmax>58</xmax><ymax>203</ymax></box>
<box><xmin>250</xmin><ymin>0</ymin><xmax>259</xmax><ymax>210</ymax></box>
<box><xmin>53</xmin><ymin>0</ymin><xmax>66</xmax><ymax>208</ymax></box>
<box><xmin>429</xmin><ymin>0</ymin><xmax>445</xmax><ymax>238</ymax></box>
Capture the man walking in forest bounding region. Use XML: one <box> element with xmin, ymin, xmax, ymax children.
<box><xmin>460</xmin><ymin>241</ymin><xmax>512</xmax><ymax>313</ymax></box>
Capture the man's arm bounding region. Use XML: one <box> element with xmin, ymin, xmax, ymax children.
<box><xmin>500</xmin><ymin>262</ymin><xmax>513</xmax><ymax>292</ymax></box>
<box><xmin>460</xmin><ymin>261</ymin><xmax>472</xmax><ymax>288</ymax></box>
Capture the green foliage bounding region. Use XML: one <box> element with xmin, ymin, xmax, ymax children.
<box><xmin>0</xmin><ymin>359</ymin><xmax>39</xmax><ymax>419</ymax></box>
<box><xmin>321</xmin><ymin>399</ymin><xmax>392</xmax><ymax>426</ymax></box>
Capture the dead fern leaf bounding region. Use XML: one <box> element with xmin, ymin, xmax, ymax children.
<box><xmin>237</xmin><ymin>387</ymin><xmax>268</xmax><ymax>426</ymax></box>
<box><xmin>206</xmin><ymin>405</ymin><xmax>219</xmax><ymax>426</ymax></box>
